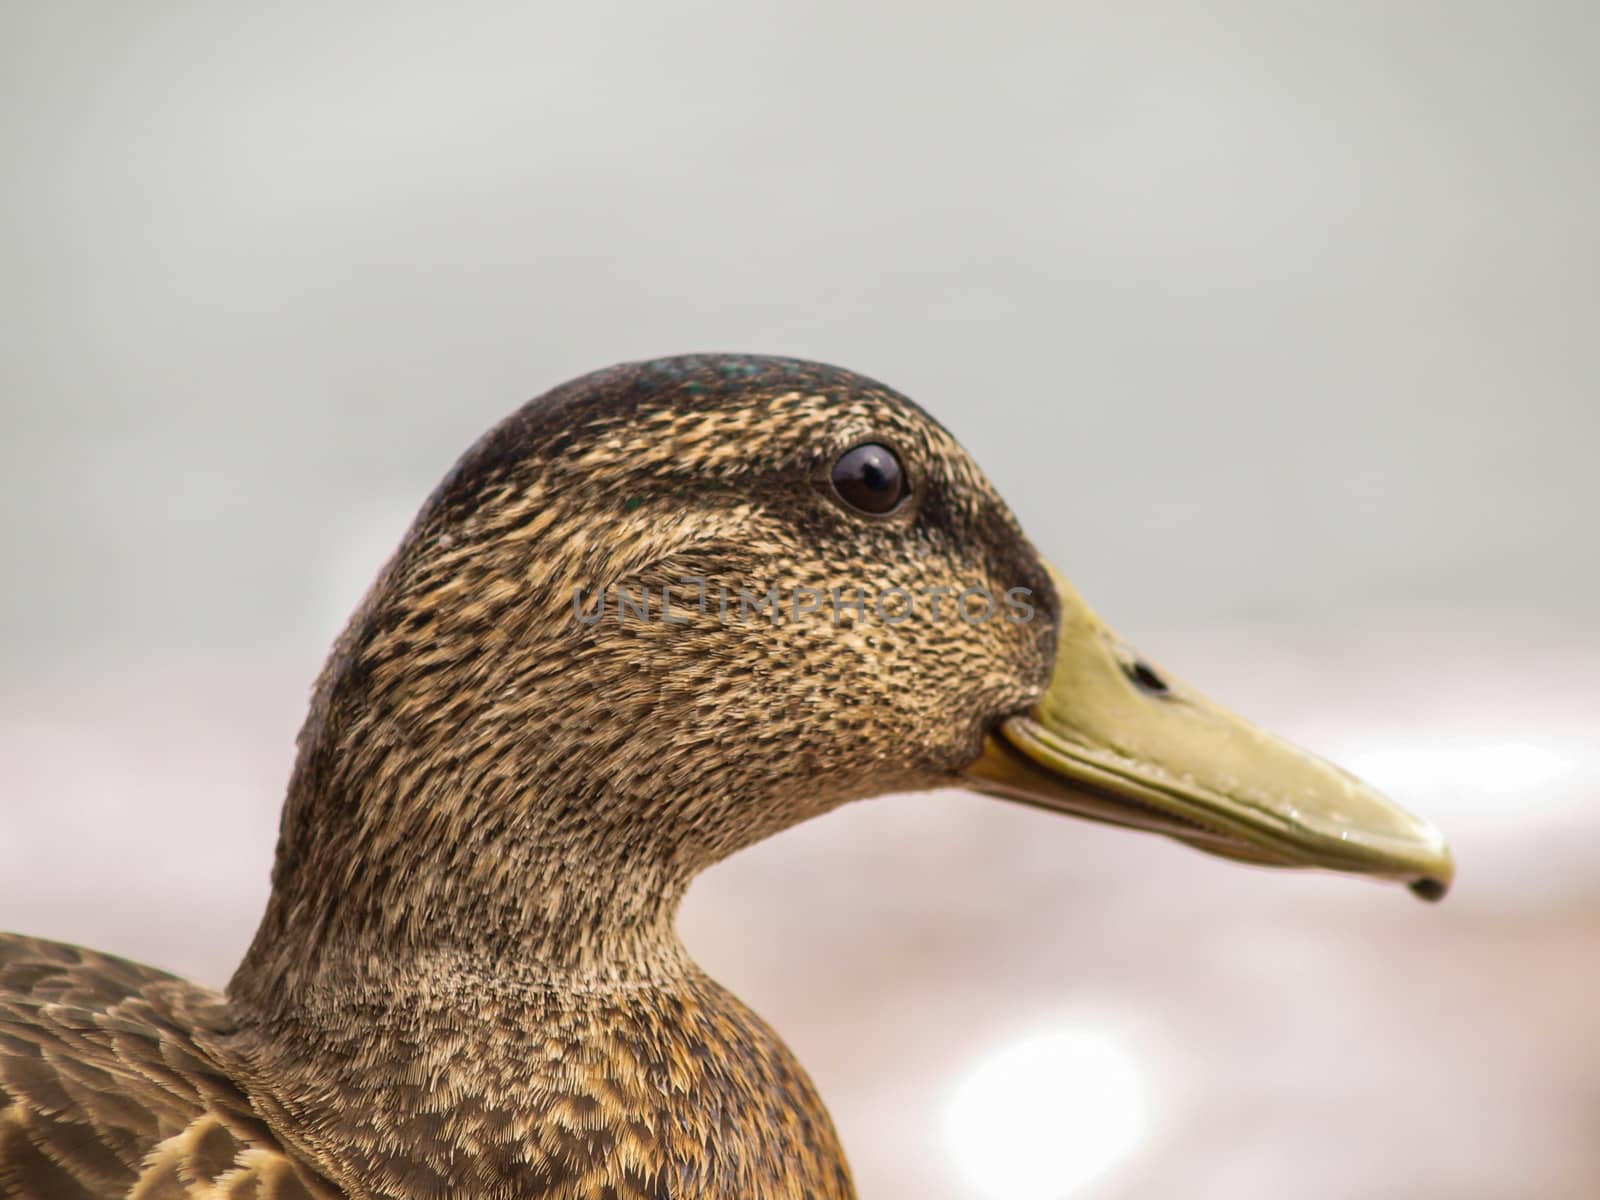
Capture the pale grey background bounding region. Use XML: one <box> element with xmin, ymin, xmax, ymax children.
<box><xmin>3</xmin><ymin>4</ymin><xmax>1596</xmax><ymax>1198</ymax></box>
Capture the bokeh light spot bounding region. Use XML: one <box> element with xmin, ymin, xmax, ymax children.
<box><xmin>943</xmin><ymin>1029</ymin><xmax>1147</xmax><ymax>1200</ymax></box>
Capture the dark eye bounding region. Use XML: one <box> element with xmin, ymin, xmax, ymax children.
<box><xmin>830</xmin><ymin>443</ymin><xmax>908</xmax><ymax>515</ymax></box>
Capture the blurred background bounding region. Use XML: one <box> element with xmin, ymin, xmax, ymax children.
<box><xmin>3</xmin><ymin>3</ymin><xmax>1596</xmax><ymax>1197</ymax></box>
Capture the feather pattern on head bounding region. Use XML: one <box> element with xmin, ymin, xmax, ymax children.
<box><xmin>2</xmin><ymin>355</ymin><xmax>1060</xmax><ymax>1200</ymax></box>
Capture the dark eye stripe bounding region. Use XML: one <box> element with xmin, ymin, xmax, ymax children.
<box><xmin>830</xmin><ymin>443</ymin><xmax>908</xmax><ymax>515</ymax></box>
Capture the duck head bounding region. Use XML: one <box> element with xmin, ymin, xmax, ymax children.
<box><xmin>243</xmin><ymin>355</ymin><xmax>1450</xmax><ymax>995</ymax></box>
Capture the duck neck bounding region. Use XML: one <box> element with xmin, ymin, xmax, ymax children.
<box><xmin>228</xmin><ymin>764</ymin><xmax>702</xmax><ymax>1021</ymax></box>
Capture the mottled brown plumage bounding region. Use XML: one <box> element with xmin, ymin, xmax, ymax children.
<box><xmin>3</xmin><ymin>356</ymin><xmax>1062</xmax><ymax>1199</ymax></box>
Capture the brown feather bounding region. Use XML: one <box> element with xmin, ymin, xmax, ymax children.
<box><xmin>2</xmin><ymin>356</ymin><xmax>1060</xmax><ymax>1198</ymax></box>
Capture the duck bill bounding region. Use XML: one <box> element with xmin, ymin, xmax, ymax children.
<box><xmin>962</xmin><ymin>567</ymin><xmax>1454</xmax><ymax>900</ymax></box>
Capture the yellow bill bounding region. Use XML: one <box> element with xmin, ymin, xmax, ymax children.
<box><xmin>963</xmin><ymin>567</ymin><xmax>1454</xmax><ymax>900</ymax></box>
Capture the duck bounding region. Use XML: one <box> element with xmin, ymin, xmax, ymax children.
<box><xmin>0</xmin><ymin>354</ymin><xmax>1453</xmax><ymax>1200</ymax></box>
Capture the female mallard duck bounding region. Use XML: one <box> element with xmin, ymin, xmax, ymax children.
<box><xmin>0</xmin><ymin>355</ymin><xmax>1451</xmax><ymax>1200</ymax></box>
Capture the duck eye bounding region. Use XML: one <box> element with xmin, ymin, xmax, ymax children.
<box><xmin>830</xmin><ymin>443</ymin><xmax>907</xmax><ymax>515</ymax></box>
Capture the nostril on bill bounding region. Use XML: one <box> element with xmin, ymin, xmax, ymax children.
<box><xmin>1124</xmin><ymin>659</ymin><xmax>1171</xmax><ymax>696</ymax></box>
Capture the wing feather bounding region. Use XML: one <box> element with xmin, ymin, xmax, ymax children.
<box><xmin>0</xmin><ymin>934</ymin><xmax>339</xmax><ymax>1200</ymax></box>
